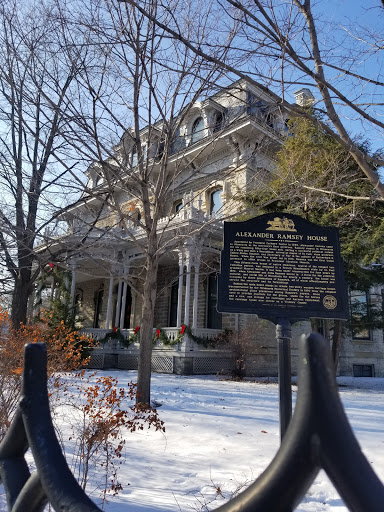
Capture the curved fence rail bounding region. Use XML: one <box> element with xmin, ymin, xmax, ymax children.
<box><xmin>1</xmin><ymin>334</ymin><xmax>384</xmax><ymax>511</ymax></box>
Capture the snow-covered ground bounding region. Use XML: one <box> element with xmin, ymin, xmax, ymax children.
<box><xmin>2</xmin><ymin>372</ymin><xmax>384</xmax><ymax>511</ymax></box>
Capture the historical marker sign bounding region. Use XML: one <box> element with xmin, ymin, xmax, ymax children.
<box><xmin>217</xmin><ymin>213</ymin><xmax>348</xmax><ymax>321</ymax></box>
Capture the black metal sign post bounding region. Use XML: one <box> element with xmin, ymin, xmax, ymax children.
<box><xmin>217</xmin><ymin>213</ymin><xmax>349</xmax><ymax>441</ymax></box>
<box><xmin>276</xmin><ymin>318</ymin><xmax>292</xmax><ymax>439</ymax></box>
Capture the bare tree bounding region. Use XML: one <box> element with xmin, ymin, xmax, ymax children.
<box><xmin>125</xmin><ymin>0</ymin><xmax>384</xmax><ymax>198</ymax></box>
<box><xmin>0</xmin><ymin>0</ymin><xmax>83</xmax><ymax>327</ymax></box>
<box><xmin>57</xmin><ymin>0</ymin><xmax>244</xmax><ymax>405</ymax></box>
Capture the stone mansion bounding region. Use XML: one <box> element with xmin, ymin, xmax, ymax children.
<box><xmin>38</xmin><ymin>80</ymin><xmax>384</xmax><ymax>378</ymax></box>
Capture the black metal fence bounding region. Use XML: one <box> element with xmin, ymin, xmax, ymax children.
<box><xmin>1</xmin><ymin>333</ymin><xmax>384</xmax><ymax>511</ymax></box>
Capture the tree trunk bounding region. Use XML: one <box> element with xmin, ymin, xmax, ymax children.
<box><xmin>11</xmin><ymin>269</ymin><xmax>32</xmax><ymax>328</ymax></box>
<box><xmin>136</xmin><ymin>253</ymin><xmax>159</xmax><ymax>406</ymax></box>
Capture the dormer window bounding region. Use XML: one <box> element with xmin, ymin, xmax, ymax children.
<box><xmin>213</xmin><ymin>112</ymin><xmax>223</xmax><ymax>133</ymax></box>
<box><xmin>210</xmin><ymin>188</ymin><xmax>223</xmax><ymax>215</ymax></box>
<box><xmin>170</xmin><ymin>127</ymin><xmax>186</xmax><ymax>154</ymax></box>
<box><xmin>156</xmin><ymin>140</ymin><xmax>165</xmax><ymax>162</ymax></box>
<box><xmin>247</xmin><ymin>91</ymin><xmax>267</xmax><ymax>117</ymax></box>
<box><xmin>191</xmin><ymin>117</ymin><xmax>204</xmax><ymax>144</ymax></box>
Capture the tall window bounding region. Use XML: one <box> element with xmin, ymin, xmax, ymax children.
<box><xmin>191</xmin><ymin>117</ymin><xmax>204</xmax><ymax>144</ymax></box>
<box><xmin>122</xmin><ymin>287</ymin><xmax>132</xmax><ymax>329</ymax></box>
<box><xmin>210</xmin><ymin>188</ymin><xmax>223</xmax><ymax>215</ymax></box>
<box><xmin>74</xmin><ymin>290</ymin><xmax>82</xmax><ymax>323</ymax></box>
<box><xmin>207</xmin><ymin>273</ymin><xmax>222</xmax><ymax>329</ymax></box>
<box><xmin>169</xmin><ymin>281</ymin><xmax>179</xmax><ymax>327</ymax></box>
<box><xmin>94</xmin><ymin>288</ymin><xmax>104</xmax><ymax>328</ymax></box>
<box><xmin>350</xmin><ymin>290</ymin><xmax>370</xmax><ymax>340</ymax></box>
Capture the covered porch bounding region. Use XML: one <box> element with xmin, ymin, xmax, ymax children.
<box><xmin>81</xmin><ymin>326</ymin><xmax>235</xmax><ymax>376</ymax></box>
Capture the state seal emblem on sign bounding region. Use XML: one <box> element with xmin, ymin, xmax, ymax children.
<box><xmin>266</xmin><ymin>217</ymin><xmax>297</xmax><ymax>232</ymax></box>
<box><xmin>323</xmin><ymin>296</ymin><xmax>337</xmax><ymax>309</ymax></box>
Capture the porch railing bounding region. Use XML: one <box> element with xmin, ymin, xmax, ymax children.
<box><xmin>80</xmin><ymin>327</ymin><xmax>224</xmax><ymax>349</ymax></box>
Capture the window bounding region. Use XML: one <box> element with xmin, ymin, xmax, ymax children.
<box><xmin>122</xmin><ymin>286</ymin><xmax>132</xmax><ymax>329</ymax></box>
<box><xmin>190</xmin><ymin>117</ymin><xmax>204</xmax><ymax>144</ymax></box>
<box><xmin>131</xmin><ymin>145</ymin><xmax>146</xmax><ymax>167</ymax></box>
<box><xmin>247</xmin><ymin>91</ymin><xmax>267</xmax><ymax>117</ymax></box>
<box><xmin>74</xmin><ymin>290</ymin><xmax>83</xmax><ymax>322</ymax></box>
<box><xmin>210</xmin><ymin>188</ymin><xmax>223</xmax><ymax>215</ymax></box>
<box><xmin>169</xmin><ymin>281</ymin><xmax>179</xmax><ymax>327</ymax></box>
<box><xmin>350</xmin><ymin>290</ymin><xmax>371</xmax><ymax>340</ymax></box>
<box><xmin>170</xmin><ymin>127</ymin><xmax>186</xmax><ymax>154</ymax></box>
<box><xmin>174</xmin><ymin>200</ymin><xmax>183</xmax><ymax>213</ymax></box>
<box><xmin>93</xmin><ymin>288</ymin><xmax>104</xmax><ymax>328</ymax></box>
<box><xmin>156</xmin><ymin>140</ymin><xmax>165</xmax><ymax>162</ymax></box>
<box><xmin>213</xmin><ymin>112</ymin><xmax>223</xmax><ymax>133</ymax></box>
<box><xmin>131</xmin><ymin>147</ymin><xmax>138</xmax><ymax>167</ymax></box>
<box><xmin>206</xmin><ymin>273</ymin><xmax>222</xmax><ymax>329</ymax></box>
<box><xmin>353</xmin><ymin>364</ymin><xmax>374</xmax><ymax>377</ymax></box>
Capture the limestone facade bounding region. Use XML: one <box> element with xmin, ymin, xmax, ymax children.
<box><xmin>42</xmin><ymin>80</ymin><xmax>384</xmax><ymax>377</ymax></box>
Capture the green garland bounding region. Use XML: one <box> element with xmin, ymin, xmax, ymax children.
<box><xmin>99</xmin><ymin>328</ymin><xmax>126</xmax><ymax>345</ymax></box>
<box><xmin>182</xmin><ymin>325</ymin><xmax>232</xmax><ymax>347</ymax></box>
<box><xmin>153</xmin><ymin>327</ymin><xmax>174</xmax><ymax>345</ymax></box>
<box><xmin>127</xmin><ymin>327</ymin><xmax>141</xmax><ymax>345</ymax></box>
<box><xmin>99</xmin><ymin>325</ymin><xmax>232</xmax><ymax>349</ymax></box>
<box><xmin>153</xmin><ymin>325</ymin><xmax>232</xmax><ymax>347</ymax></box>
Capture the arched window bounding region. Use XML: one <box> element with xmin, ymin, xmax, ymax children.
<box><xmin>174</xmin><ymin>200</ymin><xmax>183</xmax><ymax>213</ymax></box>
<box><xmin>191</xmin><ymin>117</ymin><xmax>204</xmax><ymax>144</ymax></box>
<box><xmin>210</xmin><ymin>188</ymin><xmax>223</xmax><ymax>215</ymax></box>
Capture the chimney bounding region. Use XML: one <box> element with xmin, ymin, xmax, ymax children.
<box><xmin>294</xmin><ymin>88</ymin><xmax>315</xmax><ymax>107</ymax></box>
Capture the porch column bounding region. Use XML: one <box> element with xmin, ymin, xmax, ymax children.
<box><xmin>184</xmin><ymin>255</ymin><xmax>192</xmax><ymax>325</ymax></box>
<box><xmin>69</xmin><ymin>264</ymin><xmax>77</xmax><ymax>312</ymax></box>
<box><xmin>131</xmin><ymin>292</ymin><xmax>136</xmax><ymax>328</ymax></box>
<box><xmin>176</xmin><ymin>252</ymin><xmax>184</xmax><ymax>327</ymax></box>
<box><xmin>63</xmin><ymin>275</ymin><xmax>70</xmax><ymax>305</ymax></box>
<box><xmin>114</xmin><ymin>278</ymin><xmax>123</xmax><ymax>327</ymax></box>
<box><xmin>120</xmin><ymin>265</ymin><xmax>129</xmax><ymax>329</ymax></box>
<box><xmin>120</xmin><ymin>281</ymin><xmax>128</xmax><ymax>329</ymax></box>
<box><xmin>192</xmin><ymin>263</ymin><xmax>200</xmax><ymax>329</ymax></box>
<box><xmin>105</xmin><ymin>276</ymin><xmax>114</xmax><ymax>329</ymax></box>
<box><xmin>33</xmin><ymin>281</ymin><xmax>43</xmax><ymax>317</ymax></box>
